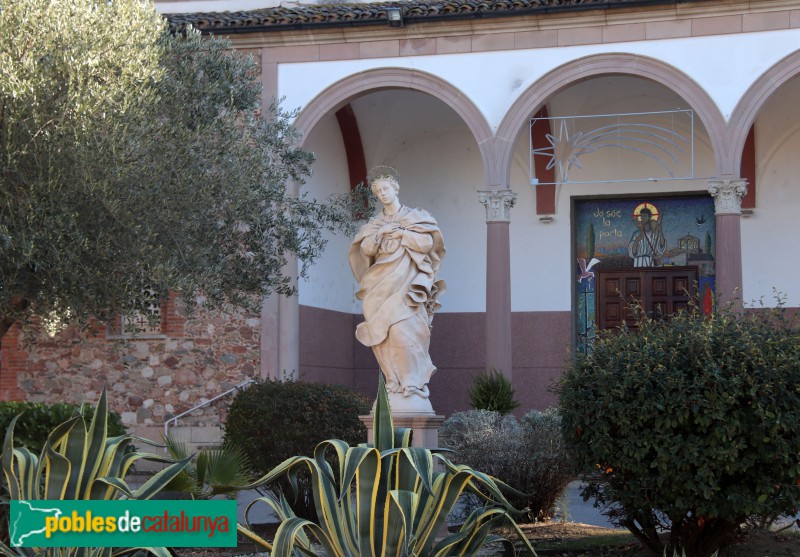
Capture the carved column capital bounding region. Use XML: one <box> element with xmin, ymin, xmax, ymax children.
<box><xmin>478</xmin><ymin>189</ymin><xmax>517</xmax><ymax>223</ymax></box>
<box><xmin>707</xmin><ymin>179</ymin><xmax>748</xmax><ymax>215</ymax></box>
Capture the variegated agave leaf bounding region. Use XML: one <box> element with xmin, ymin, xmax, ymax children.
<box><xmin>0</xmin><ymin>388</ymin><xmax>191</xmax><ymax>557</ymax></box>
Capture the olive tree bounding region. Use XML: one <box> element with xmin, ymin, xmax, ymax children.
<box><xmin>0</xmin><ymin>0</ymin><xmax>358</xmax><ymax>339</ymax></box>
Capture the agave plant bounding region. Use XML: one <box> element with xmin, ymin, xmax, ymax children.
<box><xmin>162</xmin><ymin>434</ymin><xmax>254</xmax><ymax>499</ymax></box>
<box><xmin>237</xmin><ymin>377</ymin><xmax>538</xmax><ymax>557</ymax></box>
<box><xmin>0</xmin><ymin>388</ymin><xmax>190</xmax><ymax>557</ymax></box>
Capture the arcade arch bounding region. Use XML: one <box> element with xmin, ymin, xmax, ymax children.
<box><xmin>494</xmin><ymin>53</ymin><xmax>727</xmax><ymax>187</ymax></box>
<box><xmin>282</xmin><ymin>50</ymin><xmax>800</xmax><ymax>398</ymax></box>
<box><xmin>728</xmin><ymin>49</ymin><xmax>800</xmax><ymax>178</ymax></box>
<box><xmin>293</xmin><ymin>68</ymin><xmax>495</xmax><ymax>187</ymax></box>
<box><xmin>738</xmin><ymin>69</ymin><xmax>800</xmax><ymax>307</ymax></box>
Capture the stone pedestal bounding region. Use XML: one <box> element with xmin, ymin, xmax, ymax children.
<box><xmin>360</xmin><ymin>412</ymin><xmax>446</xmax><ymax>449</ymax></box>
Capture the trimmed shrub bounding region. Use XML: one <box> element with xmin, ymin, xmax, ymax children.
<box><xmin>468</xmin><ymin>368</ymin><xmax>520</xmax><ymax>415</ymax></box>
<box><xmin>558</xmin><ymin>305</ymin><xmax>800</xmax><ymax>557</ymax></box>
<box><xmin>224</xmin><ymin>380</ymin><xmax>371</xmax><ymax>520</ymax></box>
<box><xmin>439</xmin><ymin>408</ymin><xmax>573</xmax><ymax>523</ymax></box>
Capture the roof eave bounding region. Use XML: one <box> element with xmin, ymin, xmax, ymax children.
<box><xmin>167</xmin><ymin>0</ymin><xmax>709</xmax><ymax>35</ymax></box>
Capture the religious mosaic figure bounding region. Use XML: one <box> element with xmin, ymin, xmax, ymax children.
<box><xmin>349</xmin><ymin>169</ymin><xmax>445</xmax><ymax>411</ymax></box>
<box><xmin>628</xmin><ymin>206</ymin><xmax>667</xmax><ymax>267</ymax></box>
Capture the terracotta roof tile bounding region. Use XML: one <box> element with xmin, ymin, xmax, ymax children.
<box><xmin>166</xmin><ymin>0</ymin><xmax>689</xmax><ymax>34</ymax></box>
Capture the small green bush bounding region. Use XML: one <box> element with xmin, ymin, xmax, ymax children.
<box><xmin>558</xmin><ymin>305</ymin><xmax>800</xmax><ymax>557</ymax></box>
<box><xmin>162</xmin><ymin>434</ymin><xmax>255</xmax><ymax>500</ymax></box>
<box><xmin>439</xmin><ymin>408</ymin><xmax>574</xmax><ymax>523</ymax></box>
<box><xmin>0</xmin><ymin>401</ymin><xmax>127</xmax><ymax>453</ymax></box>
<box><xmin>224</xmin><ymin>380</ymin><xmax>370</xmax><ymax>519</ymax></box>
<box><xmin>468</xmin><ymin>368</ymin><xmax>520</xmax><ymax>414</ymax></box>
<box><xmin>1</xmin><ymin>389</ymin><xmax>187</xmax><ymax>556</ymax></box>
<box><xmin>0</xmin><ymin>401</ymin><xmax>128</xmax><ymax>544</ymax></box>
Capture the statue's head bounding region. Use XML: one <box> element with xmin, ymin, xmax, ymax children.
<box><xmin>371</xmin><ymin>174</ymin><xmax>399</xmax><ymax>196</ymax></box>
<box><xmin>368</xmin><ymin>165</ymin><xmax>399</xmax><ymax>196</ymax></box>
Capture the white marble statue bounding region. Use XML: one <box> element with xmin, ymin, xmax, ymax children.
<box><xmin>349</xmin><ymin>171</ymin><xmax>445</xmax><ymax>413</ymax></box>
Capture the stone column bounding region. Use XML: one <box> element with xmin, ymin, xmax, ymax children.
<box><xmin>707</xmin><ymin>179</ymin><xmax>747</xmax><ymax>308</ymax></box>
<box><xmin>259</xmin><ymin>295</ymin><xmax>280</xmax><ymax>380</ymax></box>
<box><xmin>258</xmin><ymin>55</ymin><xmax>293</xmax><ymax>381</ymax></box>
<box><xmin>277</xmin><ymin>296</ymin><xmax>299</xmax><ymax>378</ymax></box>
<box><xmin>478</xmin><ymin>189</ymin><xmax>517</xmax><ymax>380</ymax></box>
<box><xmin>360</xmin><ymin>413</ymin><xmax>446</xmax><ymax>449</ymax></box>
<box><xmin>278</xmin><ymin>180</ymin><xmax>301</xmax><ymax>379</ymax></box>
<box><xmin>259</xmin><ymin>260</ymin><xmax>299</xmax><ymax>382</ymax></box>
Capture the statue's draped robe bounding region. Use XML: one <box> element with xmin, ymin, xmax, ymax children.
<box><xmin>349</xmin><ymin>206</ymin><xmax>445</xmax><ymax>398</ymax></box>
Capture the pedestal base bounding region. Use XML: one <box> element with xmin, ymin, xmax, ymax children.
<box><xmin>360</xmin><ymin>413</ymin><xmax>446</xmax><ymax>449</ymax></box>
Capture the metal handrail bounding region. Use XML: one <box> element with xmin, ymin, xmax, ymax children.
<box><xmin>163</xmin><ymin>379</ymin><xmax>255</xmax><ymax>439</ymax></box>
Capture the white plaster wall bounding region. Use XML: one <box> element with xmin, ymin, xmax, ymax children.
<box><xmin>280</xmin><ymin>29</ymin><xmax>800</xmax><ymax>132</ymax></box>
<box><xmin>509</xmin><ymin>152</ymin><xmax>571</xmax><ymax>312</ymax></box>
<box><xmin>510</xmin><ymin>76</ymin><xmax>716</xmax><ymax>312</ymax></box>
<box><xmin>297</xmin><ymin>112</ymin><xmax>359</xmax><ymax>313</ymax></box>
<box><xmin>742</xmin><ymin>75</ymin><xmax>800</xmax><ymax>307</ymax></box>
<box><xmin>350</xmin><ymin>90</ymin><xmax>487</xmax><ymax>312</ymax></box>
<box><xmin>545</xmin><ymin>77</ymin><xmax>714</xmax><ymax>183</ymax></box>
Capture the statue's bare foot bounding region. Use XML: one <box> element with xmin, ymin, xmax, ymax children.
<box><xmin>403</xmin><ymin>385</ymin><xmax>430</xmax><ymax>398</ymax></box>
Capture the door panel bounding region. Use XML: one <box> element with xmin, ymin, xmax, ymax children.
<box><xmin>597</xmin><ymin>267</ymin><xmax>698</xmax><ymax>330</ymax></box>
<box><xmin>596</xmin><ymin>271</ymin><xmax>641</xmax><ymax>330</ymax></box>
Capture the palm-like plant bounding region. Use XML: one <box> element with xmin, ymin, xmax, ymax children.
<box><xmin>237</xmin><ymin>377</ymin><xmax>538</xmax><ymax>556</ymax></box>
<box><xmin>0</xmin><ymin>389</ymin><xmax>190</xmax><ymax>557</ymax></box>
<box><xmin>468</xmin><ymin>369</ymin><xmax>520</xmax><ymax>415</ymax></box>
<box><xmin>162</xmin><ymin>434</ymin><xmax>254</xmax><ymax>499</ymax></box>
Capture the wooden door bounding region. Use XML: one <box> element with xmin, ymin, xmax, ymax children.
<box><xmin>596</xmin><ymin>267</ymin><xmax>698</xmax><ymax>331</ymax></box>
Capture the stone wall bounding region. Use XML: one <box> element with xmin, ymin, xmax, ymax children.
<box><xmin>1</xmin><ymin>295</ymin><xmax>261</xmax><ymax>444</ymax></box>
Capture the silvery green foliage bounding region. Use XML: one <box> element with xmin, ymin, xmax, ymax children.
<box><xmin>440</xmin><ymin>408</ymin><xmax>573</xmax><ymax>523</ymax></box>
<box><xmin>440</xmin><ymin>410</ymin><xmax>523</xmax><ymax>464</ymax></box>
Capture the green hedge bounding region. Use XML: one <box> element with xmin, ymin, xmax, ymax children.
<box><xmin>558</xmin><ymin>305</ymin><xmax>800</xmax><ymax>557</ymax></box>
<box><xmin>0</xmin><ymin>401</ymin><xmax>128</xmax><ymax>453</ymax></box>
<box><xmin>224</xmin><ymin>380</ymin><xmax>371</xmax><ymax>520</ymax></box>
